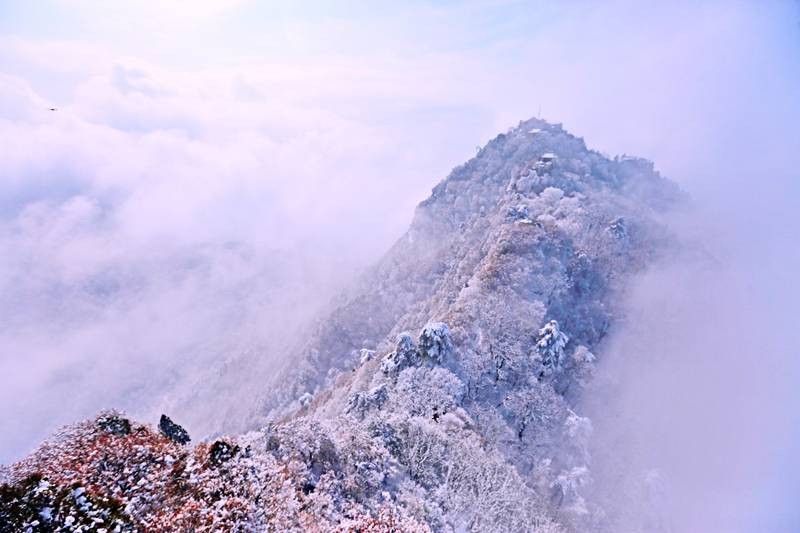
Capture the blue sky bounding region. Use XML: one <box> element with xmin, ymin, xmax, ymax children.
<box><xmin>0</xmin><ymin>2</ymin><xmax>799</xmax><ymax>531</ymax></box>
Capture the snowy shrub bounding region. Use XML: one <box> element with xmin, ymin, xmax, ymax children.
<box><xmin>0</xmin><ymin>475</ymin><xmax>134</xmax><ymax>532</ymax></box>
<box><xmin>208</xmin><ymin>440</ymin><xmax>240</xmax><ymax>467</ymax></box>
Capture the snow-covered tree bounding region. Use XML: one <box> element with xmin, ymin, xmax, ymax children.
<box><xmin>569</xmin><ymin>345</ymin><xmax>596</xmax><ymax>388</ymax></box>
<box><xmin>418</xmin><ymin>322</ymin><xmax>453</xmax><ymax>364</ymax></box>
<box><xmin>299</xmin><ymin>392</ymin><xmax>314</xmax><ymax>408</ymax></box>
<box><xmin>608</xmin><ymin>216</ymin><xmax>628</xmax><ymax>239</ymax></box>
<box><xmin>533</xmin><ymin>320</ymin><xmax>569</xmax><ymax>379</ymax></box>
<box><xmin>551</xmin><ymin>466</ymin><xmax>591</xmax><ymax>518</ymax></box>
<box><xmin>359</xmin><ymin>348</ymin><xmax>376</xmax><ymax>365</ymax></box>
<box><xmin>381</xmin><ymin>332</ymin><xmax>419</xmax><ymax>375</ymax></box>
<box><xmin>507</xmin><ymin>204</ymin><xmax>530</xmax><ymax>221</ymax></box>
<box><xmin>394</xmin><ymin>366</ymin><xmax>465</xmax><ymax>418</ymax></box>
<box><xmin>346</xmin><ymin>384</ymin><xmax>388</xmax><ymax>416</ymax></box>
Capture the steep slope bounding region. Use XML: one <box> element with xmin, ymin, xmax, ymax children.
<box><xmin>1</xmin><ymin>118</ymin><xmax>684</xmax><ymax>532</ymax></box>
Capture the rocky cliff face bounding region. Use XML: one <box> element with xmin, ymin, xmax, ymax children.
<box><xmin>1</xmin><ymin>118</ymin><xmax>684</xmax><ymax>532</ymax></box>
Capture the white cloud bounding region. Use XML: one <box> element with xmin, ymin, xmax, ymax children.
<box><xmin>55</xmin><ymin>0</ymin><xmax>252</xmax><ymax>24</ymax></box>
<box><xmin>0</xmin><ymin>47</ymin><xmax>473</xmax><ymax>461</ymax></box>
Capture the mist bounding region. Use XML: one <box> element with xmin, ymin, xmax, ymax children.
<box><xmin>1</xmin><ymin>2</ymin><xmax>799</xmax><ymax>529</ymax></box>
<box><xmin>585</xmin><ymin>217</ymin><xmax>800</xmax><ymax>531</ymax></box>
<box><xmin>585</xmin><ymin>117</ymin><xmax>800</xmax><ymax>529</ymax></box>
<box><xmin>578</xmin><ymin>3</ymin><xmax>800</xmax><ymax>527</ymax></box>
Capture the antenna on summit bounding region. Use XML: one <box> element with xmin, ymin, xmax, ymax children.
<box><xmin>537</xmin><ymin>105</ymin><xmax>541</xmax><ymax>119</ymax></box>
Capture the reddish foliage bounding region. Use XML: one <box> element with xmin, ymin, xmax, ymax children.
<box><xmin>5</xmin><ymin>412</ymin><xmax>430</xmax><ymax>532</ymax></box>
